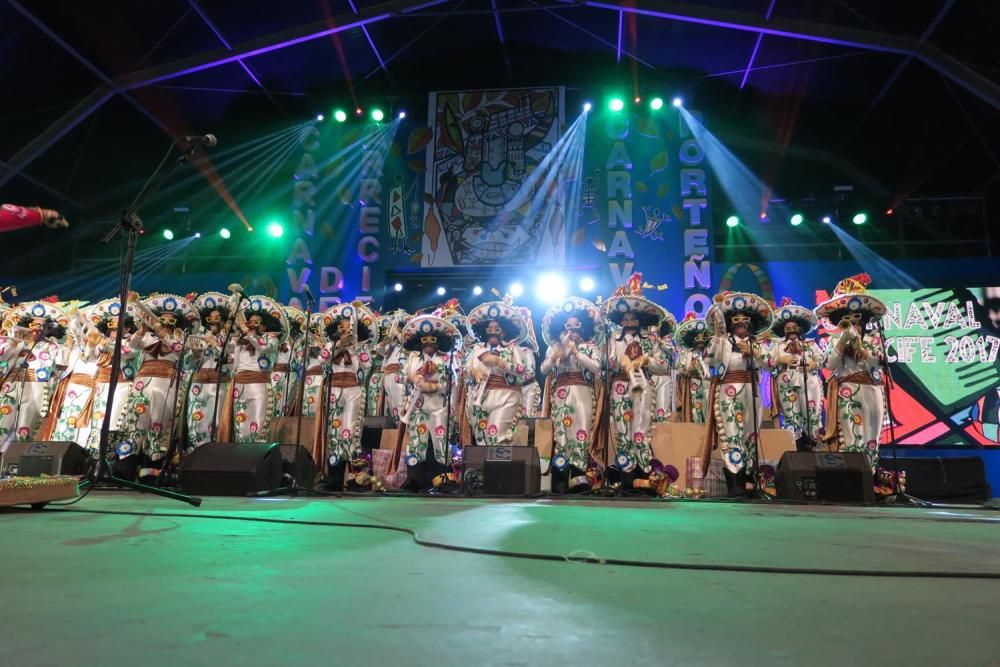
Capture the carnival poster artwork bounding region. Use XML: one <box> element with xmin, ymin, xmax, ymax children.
<box><xmin>421</xmin><ymin>87</ymin><xmax>565</xmax><ymax>267</ymax></box>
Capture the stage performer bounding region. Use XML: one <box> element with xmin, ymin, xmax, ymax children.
<box><xmin>433</xmin><ymin>300</ymin><xmax>471</xmax><ymax>443</ymax></box>
<box><xmin>768</xmin><ymin>298</ymin><xmax>824</xmax><ymax>448</ymax></box>
<box><xmin>272</xmin><ymin>305</ymin><xmax>307</xmax><ymax>420</ymax></box>
<box><xmin>518</xmin><ymin>306</ymin><xmax>542</xmax><ymax>419</ymax></box>
<box><xmin>379</xmin><ymin>309</ymin><xmax>410</xmax><ymax>422</ymax></box>
<box><xmin>601</xmin><ymin>274</ymin><xmax>671</xmax><ymax>483</ymax></box>
<box><xmin>816</xmin><ymin>274</ymin><xmax>887</xmax><ymax>472</ymax></box>
<box><xmin>650</xmin><ymin>311</ymin><xmax>678</xmax><ymax>424</ymax></box>
<box><xmin>539</xmin><ymin>297</ymin><xmax>604</xmax><ymax>493</ymax></box>
<box><xmin>186</xmin><ymin>292</ymin><xmax>234</xmax><ymax>449</ymax></box>
<box><xmin>464</xmin><ymin>298</ymin><xmax>530</xmax><ymax>447</ymax></box>
<box><xmin>674</xmin><ymin>313</ymin><xmax>711</xmax><ymax>424</ymax></box>
<box><xmin>119</xmin><ymin>294</ymin><xmax>201</xmax><ymax>466</ymax></box>
<box><xmin>396</xmin><ymin>314</ymin><xmax>461</xmax><ymax>491</ymax></box>
<box><xmin>299</xmin><ymin>314</ymin><xmax>326</xmax><ymax>419</ymax></box>
<box><xmin>219</xmin><ymin>295</ymin><xmax>284</xmax><ymax>443</ymax></box>
<box><xmin>82</xmin><ymin>298</ymin><xmax>142</xmax><ymax>455</ymax></box>
<box><xmin>700</xmin><ymin>292</ymin><xmax>773</xmax><ymax>496</ymax></box>
<box><xmin>0</xmin><ymin>203</ymin><xmax>68</xmax><ymax>231</ymax></box>
<box><xmin>0</xmin><ymin>301</ymin><xmax>69</xmax><ymax>443</ymax></box>
<box><xmin>314</xmin><ymin>302</ymin><xmax>376</xmax><ymax>487</ymax></box>
<box><xmin>40</xmin><ymin>305</ymin><xmax>104</xmax><ymax>446</ymax></box>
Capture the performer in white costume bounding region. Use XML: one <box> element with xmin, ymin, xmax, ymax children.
<box><xmin>767</xmin><ymin>298</ymin><xmax>824</xmax><ymax>449</ymax></box>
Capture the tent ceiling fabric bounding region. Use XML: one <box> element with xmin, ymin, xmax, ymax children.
<box><xmin>2</xmin><ymin>0</ymin><xmax>998</xmax><ymax>213</ymax></box>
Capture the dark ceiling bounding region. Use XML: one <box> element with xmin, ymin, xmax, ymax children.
<box><xmin>2</xmin><ymin>0</ymin><xmax>999</xmax><ymax>231</ymax></box>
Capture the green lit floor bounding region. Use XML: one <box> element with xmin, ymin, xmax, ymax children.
<box><xmin>3</xmin><ymin>493</ymin><xmax>1000</xmax><ymax>666</ymax></box>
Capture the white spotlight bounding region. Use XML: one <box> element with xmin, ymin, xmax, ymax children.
<box><xmin>822</xmin><ymin>215</ymin><xmax>832</xmax><ymax>224</ymax></box>
<box><xmin>436</xmin><ymin>286</ymin><xmax>446</xmax><ymax>296</ymax></box>
<box><xmin>582</xmin><ymin>102</ymin><xmax>592</xmax><ymax>112</ymax></box>
<box><xmin>535</xmin><ymin>273</ymin><xmax>568</xmax><ymax>304</ymax></box>
<box><xmin>672</xmin><ymin>97</ymin><xmax>683</xmax><ymax>108</ymax></box>
<box><xmin>579</xmin><ymin>276</ymin><xmax>595</xmax><ymax>292</ymax></box>
<box><xmin>316</xmin><ymin>113</ymin><xmax>325</xmax><ymax>121</ymax></box>
<box><xmin>510</xmin><ymin>282</ymin><xmax>524</xmax><ymax>297</ymax></box>
<box><xmin>472</xmin><ymin>285</ymin><xmax>483</xmax><ymax>296</ymax></box>
<box><xmin>393</xmin><ymin>282</ymin><xmax>403</xmax><ymax>292</ymax></box>
<box><xmin>398</xmin><ymin>111</ymin><xmax>406</xmax><ymax>119</ymax></box>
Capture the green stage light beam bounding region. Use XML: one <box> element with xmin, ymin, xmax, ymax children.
<box><xmin>609</xmin><ymin>98</ymin><xmax>625</xmax><ymax>112</ymax></box>
<box><xmin>790</xmin><ymin>213</ymin><xmax>804</xmax><ymax>226</ymax></box>
<box><xmin>852</xmin><ymin>212</ymin><xmax>868</xmax><ymax>225</ymax></box>
<box><xmin>162</xmin><ymin>228</ymin><xmax>174</xmax><ymax>240</ymax></box>
<box><xmin>371</xmin><ymin>108</ymin><xmax>384</xmax><ymax>122</ymax></box>
<box><xmin>219</xmin><ymin>227</ymin><xmax>231</xmax><ymax>239</ymax></box>
<box><xmin>267</xmin><ymin>221</ymin><xmax>284</xmax><ymax>238</ymax></box>
<box><xmin>334</xmin><ymin>109</ymin><xmax>347</xmax><ymax>122</ymax></box>
<box><xmin>650</xmin><ymin>97</ymin><xmax>664</xmax><ymax>111</ymax></box>
<box><xmin>726</xmin><ymin>215</ymin><xmax>740</xmax><ymax>228</ymax></box>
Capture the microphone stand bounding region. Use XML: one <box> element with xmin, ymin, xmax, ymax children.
<box><xmin>874</xmin><ymin>318</ymin><xmax>930</xmax><ymax>507</ymax></box>
<box><xmin>6</xmin><ymin>335</ymin><xmax>43</xmax><ymax>449</ymax></box>
<box><xmin>600</xmin><ymin>319</ymin><xmax>614</xmax><ymax>485</ymax></box>
<box><xmin>796</xmin><ymin>338</ymin><xmax>817</xmax><ymax>451</ymax></box>
<box><xmin>742</xmin><ymin>331</ymin><xmax>767</xmax><ymax>500</ymax></box>
<box><xmin>293</xmin><ymin>295</ymin><xmax>315</xmax><ymax>448</ymax></box>
<box><xmin>156</xmin><ymin>329</ymin><xmax>192</xmax><ymax>487</ymax></box>
<box><xmin>87</xmin><ymin>140</ymin><xmax>202</xmax><ymax>506</ymax></box>
<box><xmin>210</xmin><ymin>298</ymin><xmax>245</xmax><ymax>443</ymax></box>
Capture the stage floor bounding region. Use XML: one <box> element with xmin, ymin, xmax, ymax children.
<box><xmin>4</xmin><ymin>493</ymin><xmax>1000</xmax><ymax>666</ymax></box>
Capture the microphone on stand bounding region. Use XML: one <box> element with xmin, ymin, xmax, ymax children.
<box><xmin>178</xmin><ymin>134</ymin><xmax>217</xmax><ymax>149</ymax></box>
<box><xmin>302</xmin><ymin>285</ymin><xmax>315</xmax><ymax>305</ymax></box>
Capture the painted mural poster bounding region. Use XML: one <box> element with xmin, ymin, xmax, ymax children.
<box><xmin>421</xmin><ymin>87</ymin><xmax>565</xmax><ymax>266</ymax></box>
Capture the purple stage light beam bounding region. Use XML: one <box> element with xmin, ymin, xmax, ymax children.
<box><xmin>739</xmin><ymin>0</ymin><xmax>775</xmax><ymax>90</ymax></box>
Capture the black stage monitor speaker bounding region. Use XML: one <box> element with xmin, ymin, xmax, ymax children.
<box><xmin>361</xmin><ymin>416</ymin><xmax>395</xmax><ymax>452</ymax></box>
<box><xmin>1</xmin><ymin>441</ymin><xmax>88</xmax><ymax>477</ymax></box>
<box><xmin>776</xmin><ymin>451</ymin><xmax>874</xmax><ymax>503</ymax></box>
<box><xmin>279</xmin><ymin>444</ymin><xmax>317</xmax><ymax>489</ymax></box>
<box><xmin>179</xmin><ymin>442</ymin><xmax>283</xmax><ymax>496</ymax></box>
<box><xmin>879</xmin><ymin>456</ymin><xmax>990</xmax><ymax>503</ymax></box>
<box><xmin>463</xmin><ymin>445</ymin><xmax>541</xmax><ymax>497</ymax></box>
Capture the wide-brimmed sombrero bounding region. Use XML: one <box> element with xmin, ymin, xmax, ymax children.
<box><xmin>814</xmin><ymin>273</ymin><xmax>887</xmax><ymax>323</ymax></box>
<box><xmin>542</xmin><ymin>297</ymin><xmax>601</xmax><ymax>345</ymax></box>
<box><xmin>468</xmin><ymin>300</ymin><xmax>527</xmax><ymax>344</ymax></box>
<box><xmin>518</xmin><ymin>306</ymin><xmax>539</xmax><ymax>353</ymax></box>
<box><xmin>770</xmin><ymin>297</ymin><xmax>818</xmax><ymax>337</ymax></box>
<box><xmin>602</xmin><ymin>273</ymin><xmax>667</xmax><ymax>329</ymax></box>
<box><xmin>402</xmin><ymin>315</ymin><xmax>460</xmax><ymax>353</ymax></box>
<box><xmin>283</xmin><ymin>304</ymin><xmax>308</xmax><ymax>338</ymax></box>
<box><xmin>194</xmin><ymin>292</ymin><xmax>233</xmax><ymax>324</ymax></box>
<box><xmin>709</xmin><ymin>291</ymin><xmax>773</xmax><ymax>336</ymax></box>
<box><xmin>142</xmin><ymin>294</ymin><xmax>201</xmax><ymax>334</ymax></box>
<box><xmin>2</xmin><ymin>300</ymin><xmax>71</xmax><ymax>337</ymax></box>
<box><xmin>674</xmin><ymin>312</ymin><xmax>710</xmax><ymax>350</ymax></box>
<box><xmin>321</xmin><ymin>302</ymin><xmax>377</xmax><ymax>344</ymax></box>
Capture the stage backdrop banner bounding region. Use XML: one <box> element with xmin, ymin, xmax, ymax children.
<box><xmin>569</xmin><ymin>108</ymin><xmax>715</xmax><ymax>317</ymax></box>
<box><xmin>420</xmin><ymin>87</ymin><xmax>566</xmax><ymax>267</ymax></box>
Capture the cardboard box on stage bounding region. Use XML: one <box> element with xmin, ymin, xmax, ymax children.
<box><xmin>652</xmin><ymin>422</ymin><xmax>795</xmax><ymax>490</ymax></box>
<box><xmin>512</xmin><ymin>418</ymin><xmax>553</xmax><ymax>460</ymax></box>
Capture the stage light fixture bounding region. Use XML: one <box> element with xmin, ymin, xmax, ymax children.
<box><xmin>852</xmin><ymin>212</ymin><xmax>867</xmax><ymax>225</ymax></box>
<box><xmin>790</xmin><ymin>213</ymin><xmax>804</xmax><ymax>226</ymax></box>
<box><xmin>472</xmin><ymin>285</ymin><xmax>483</xmax><ymax>296</ymax></box>
<box><xmin>609</xmin><ymin>98</ymin><xmax>625</xmax><ymax>112</ymax></box>
<box><xmin>822</xmin><ymin>215</ymin><xmax>832</xmax><ymax>224</ymax></box>
<box><xmin>726</xmin><ymin>215</ymin><xmax>740</xmax><ymax>228</ymax></box>
<box><xmin>510</xmin><ymin>282</ymin><xmax>525</xmax><ymax>297</ymax></box>
<box><xmin>356</xmin><ymin>107</ymin><xmax>363</xmax><ymax>116</ymax></box>
<box><xmin>536</xmin><ymin>273</ymin><xmax>568</xmax><ymax>304</ymax></box>
<box><xmin>315</xmin><ymin>113</ymin><xmax>324</xmax><ymax>122</ymax></box>
<box><xmin>650</xmin><ymin>97</ymin><xmax>664</xmax><ymax>111</ymax></box>
<box><xmin>398</xmin><ymin>111</ymin><xmax>406</xmax><ymax>119</ymax></box>
<box><xmin>582</xmin><ymin>102</ymin><xmax>592</xmax><ymax>112</ymax></box>
<box><xmin>334</xmin><ymin>109</ymin><xmax>347</xmax><ymax>122</ymax></box>
<box><xmin>194</xmin><ymin>232</ymin><xmax>202</xmax><ymax>239</ymax></box>
<box><xmin>580</xmin><ymin>276</ymin><xmax>595</xmax><ymax>292</ymax></box>
<box><xmin>371</xmin><ymin>108</ymin><xmax>384</xmax><ymax>122</ymax></box>
<box><xmin>436</xmin><ymin>286</ymin><xmax>446</xmax><ymax>296</ymax></box>
<box><xmin>393</xmin><ymin>282</ymin><xmax>403</xmax><ymax>292</ymax></box>
<box><xmin>162</xmin><ymin>229</ymin><xmax>174</xmax><ymax>240</ymax></box>
<box><xmin>634</xmin><ymin>96</ymin><xmax>641</xmax><ymax>104</ymax></box>
<box><xmin>219</xmin><ymin>227</ymin><xmax>231</xmax><ymax>239</ymax></box>
<box><xmin>672</xmin><ymin>97</ymin><xmax>683</xmax><ymax>107</ymax></box>
<box><xmin>267</xmin><ymin>221</ymin><xmax>284</xmax><ymax>238</ymax></box>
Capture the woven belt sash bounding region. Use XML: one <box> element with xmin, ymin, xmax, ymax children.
<box><xmin>138</xmin><ymin>359</ymin><xmax>176</xmax><ymax>380</ymax></box>
<box><xmin>721</xmin><ymin>370</ymin><xmax>753</xmax><ymax>383</ymax></box>
<box><xmin>96</xmin><ymin>367</ymin><xmax>127</xmax><ymax>384</ymax></box>
<box><xmin>192</xmin><ymin>368</ymin><xmax>220</xmax><ymax>383</ymax></box>
<box><xmin>486</xmin><ymin>374</ymin><xmax>514</xmax><ymax>390</ymax></box>
<box><xmin>383</xmin><ymin>364</ymin><xmax>402</xmax><ymax>374</ymax></box>
<box><xmin>274</xmin><ymin>364</ymin><xmax>290</xmax><ymax>372</ymax></box>
<box><xmin>330</xmin><ymin>371</ymin><xmax>359</xmax><ymax>388</ymax></box>
<box><xmin>233</xmin><ymin>370</ymin><xmax>270</xmax><ymax>384</ymax></box>
<box><xmin>838</xmin><ymin>371</ymin><xmax>877</xmax><ymax>385</ymax></box>
<box><xmin>553</xmin><ymin>372</ymin><xmax>589</xmax><ymax>389</ymax></box>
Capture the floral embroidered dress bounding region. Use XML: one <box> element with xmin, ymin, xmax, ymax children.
<box><xmin>651</xmin><ymin>334</ymin><xmax>677</xmax><ymax>424</ymax></box>
<box><xmin>121</xmin><ymin>330</ymin><xmax>184</xmax><ymax>460</ymax></box>
<box><xmin>823</xmin><ymin>332</ymin><xmax>884</xmax><ymax>471</ymax></box>
<box><xmin>606</xmin><ymin>332</ymin><xmax>667</xmax><ymax>472</ymax></box>
<box><xmin>400</xmin><ymin>350</ymin><xmax>452</xmax><ymax>464</ymax></box>
<box><xmin>381</xmin><ymin>343</ymin><xmax>409</xmax><ymax>420</ymax></box>
<box><xmin>47</xmin><ymin>341</ymin><xmax>101</xmax><ymax>446</ymax></box>
<box><xmin>229</xmin><ymin>333</ymin><xmax>279</xmax><ymax>442</ymax></box>
<box><xmin>676</xmin><ymin>347</ymin><xmax>710</xmax><ymax>423</ymax></box>
<box><xmin>705</xmin><ymin>334</ymin><xmax>768</xmax><ymax>474</ymax></box>
<box><xmin>768</xmin><ymin>339</ymin><xmax>824</xmax><ymax>442</ymax></box>
<box><xmin>85</xmin><ymin>339</ymin><xmax>142</xmax><ymax>454</ymax></box>
<box><xmin>186</xmin><ymin>337</ymin><xmax>228</xmax><ymax>449</ymax></box>
<box><xmin>519</xmin><ymin>344</ymin><xmax>541</xmax><ymax>418</ymax></box>
<box><xmin>324</xmin><ymin>340</ymin><xmax>371</xmax><ymax>464</ymax></box>
<box><xmin>465</xmin><ymin>342</ymin><xmax>528</xmax><ymax>446</ymax></box>
<box><xmin>0</xmin><ymin>335</ymin><xmax>28</xmax><ymax>442</ymax></box>
<box><xmin>0</xmin><ymin>339</ymin><xmax>60</xmax><ymax>442</ymax></box>
<box><xmin>541</xmin><ymin>341</ymin><xmax>602</xmax><ymax>470</ymax></box>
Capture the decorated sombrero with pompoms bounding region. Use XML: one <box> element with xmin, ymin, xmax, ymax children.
<box><xmin>321</xmin><ymin>301</ymin><xmax>377</xmax><ymax>344</ymax></box>
<box><xmin>468</xmin><ymin>298</ymin><xmax>527</xmax><ymax>344</ymax></box>
<box><xmin>142</xmin><ymin>294</ymin><xmax>201</xmax><ymax>334</ymax></box>
<box><xmin>770</xmin><ymin>297</ymin><xmax>817</xmax><ymax>337</ymax></box>
<box><xmin>283</xmin><ymin>304</ymin><xmax>308</xmax><ymax>338</ymax></box>
<box><xmin>542</xmin><ymin>297</ymin><xmax>601</xmax><ymax>346</ymax></box>
<box><xmin>707</xmin><ymin>291</ymin><xmax>773</xmax><ymax>336</ymax></box>
<box><xmin>402</xmin><ymin>315</ymin><xmax>460</xmax><ymax>353</ymax></box>
<box><xmin>2</xmin><ymin>300</ymin><xmax>71</xmax><ymax>336</ymax></box>
<box><xmin>601</xmin><ymin>272</ymin><xmax>668</xmax><ymax>329</ymax></box>
<box><xmin>518</xmin><ymin>306</ymin><xmax>539</xmax><ymax>353</ymax></box>
<box><xmin>242</xmin><ymin>295</ymin><xmax>288</xmax><ymax>337</ymax></box>
<box><xmin>814</xmin><ymin>273</ymin><xmax>886</xmax><ymax>322</ymax></box>
<box><xmin>85</xmin><ymin>297</ymin><xmax>136</xmax><ymax>330</ymax></box>
<box><xmin>194</xmin><ymin>292</ymin><xmax>233</xmax><ymax>324</ymax></box>
<box><xmin>432</xmin><ymin>299</ymin><xmax>468</xmax><ymax>340</ymax></box>
<box><xmin>674</xmin><ymin>312</ymin><xmax>710</xmax><ymax>350</ymax></box>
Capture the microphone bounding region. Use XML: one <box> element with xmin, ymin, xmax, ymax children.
<box><xmin>227</xmin><ymin>282</ymin><xmax>250</xmax><ymax>304</ymax></box>
<box><xmin>178</xmin><ymin>134</ymin><xmax>217</xmax><ymax>149</ymax></box>
<box><xmin>302</xmin><ymin>285</ymin><xmax>315</xmax><ymax>304</ymax></box>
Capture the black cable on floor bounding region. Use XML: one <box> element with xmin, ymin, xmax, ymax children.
<box><xmin>30</xmin><ymin>505</ymin><xmax>1000</xmax><ymax>581</ymax></box>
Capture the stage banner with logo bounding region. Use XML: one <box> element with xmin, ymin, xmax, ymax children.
<box><xmin>570</xmin><ymin>108</ymin><xmax>715</xmax><ymax>318</ymax></box>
